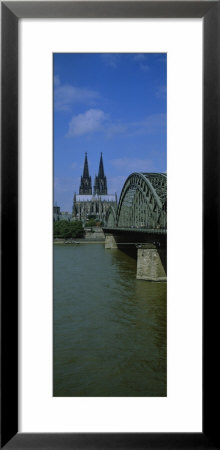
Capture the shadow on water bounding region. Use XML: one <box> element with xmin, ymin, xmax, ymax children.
<box><xmin>114</xmin><ymin>243</ymin><xmax>167</xmax><ymax>273</ymax></box>
<box><xmin>53</xmin><ymin>244</ymin><xmax>167</xmax><ymax>397</ymax></box>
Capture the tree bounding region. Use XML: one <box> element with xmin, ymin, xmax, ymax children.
<box><xmin>54</xmin><ymin>220</ymin><xmax>84</xmax><ymax>238</ymax></box>
<box><xmin>86</xmin><ymin>218</ymin><xmax>97</xmax><ymax>227</ymax></box>
<box><xmin>87</xmin><ymin>215</ymin><xmax>96</xmax><ymax>220</ymax></box>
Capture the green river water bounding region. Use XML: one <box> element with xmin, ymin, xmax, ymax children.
<box><xmin>53</xmin><ymin>243</ymin><xmax>167</xmax><ymax>396</ymax></box>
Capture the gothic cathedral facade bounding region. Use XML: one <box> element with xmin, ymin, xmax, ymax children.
<box><xmin>72</xmin><ymin>153</ymin><xmax>117</xmax><ymax>223</ymax></box>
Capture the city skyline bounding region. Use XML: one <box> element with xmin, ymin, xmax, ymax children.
<box><xmin>54</xmin><ymin>53</ymin><xmax>167</xmax><ymax>212</ymax></box>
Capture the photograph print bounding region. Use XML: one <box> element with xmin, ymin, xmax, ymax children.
<box><xmin>53</xmin><ymin>53</ymin><xmax>167</xmax><ymax>397</ymax></box>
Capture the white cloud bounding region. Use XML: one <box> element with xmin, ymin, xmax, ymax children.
<box><xmin>67</xmin><ymin>109</ymin><xmax>108</xmax><ymax>137</ymax></box>
<box><xmin>131</xmin><ymin>113</ymin><xmax>166</xmax><ymax>135</ymax></box>
<box><xmin>140</xmin><ymin>63</ymin><xmax>149</xmax><ymax>72</ymax></box>
<box><xmin>66</xmin><ymin>109</ymin><xmax>166</xmax><ymax>139</ymax></box>
<box><xmin>111</xmin><ymin>157</ymin><xmax>155</xmax><ymax>173</ymax></box>
<box><xmin>101</xmin><ymin>54</ymin><xmax>118</xmax><ymax>68</ymax></box>
<box><xmin>54</xmin><ymin>75</ymin><xmax>60</xmax><ymax>87</ymax></box>
<box><xmin>54</xmin><ymin>75</ymin><xmax>99</xmax><ymax>111</ymax></box>
<box><xmin>133</xmin><ymin>54</ymin><xmax>149</xmax><ymax>72</ymax></box>
<box><xmin>106</xmin><ymin>113</ymin><xmax>166</xmax><ymax>138</ymax></box>
<box><xmin>133</xmin><ymin>54</ymin><xmax>146</xmax><ymax>62</ymax></box>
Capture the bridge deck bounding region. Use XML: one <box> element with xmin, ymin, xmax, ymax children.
<box><xmin>103</xmin><ymin>227</ymin><xmax>167</xmax><ymax>235</ymax></box>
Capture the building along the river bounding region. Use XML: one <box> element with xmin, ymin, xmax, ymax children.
<box><xmin>72</xmin><ymin>153</ymin><xmax>117</xmax><ymax>224</ymax></box>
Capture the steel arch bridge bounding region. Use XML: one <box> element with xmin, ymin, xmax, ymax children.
<box><xmin>106</xmin><ymin>172</ymin><xmax>167</xmax><ymax>230</ymax></box>
<box><xmin>105</xmin><ymin>205</ymin><xmax>117</xmax><ymax>227</ymax></box>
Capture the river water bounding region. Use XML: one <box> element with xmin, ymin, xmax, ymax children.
<box><xmin>53</xmin><ymin>243</ymin><xmax>167</xmax><ymax>396</ymax></box>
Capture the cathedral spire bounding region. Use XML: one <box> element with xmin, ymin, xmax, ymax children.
<box><xmin>98</xmin><ymin>152</ymin><xmax>105</xmax><ymax>178</ymax></box>
<box><xmin>93</xmin><ymin>153</ymin><xmax>107</xmax><ymax>195</ymax></box>
<box><xmin>83</xmin><ymin>152</ymin><xmax>90</xmax><ymax>178</ymax></box>
<box><xmin>79</xmin><ymin>153</ymin><xmax>92</xmax><ymax>195</ymax></box>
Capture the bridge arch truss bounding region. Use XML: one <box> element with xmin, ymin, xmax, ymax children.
<box><xmin>105</xmin><ymin>205</ymin><xmax>117</xmax><ymax>227</ymax></box>
<box><xmin>115</xmin><ymin>172</ymin><xmax>167</xmax><ymax>229</ymax></box>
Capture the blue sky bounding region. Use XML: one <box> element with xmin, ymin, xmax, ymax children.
<box><xmin>54</xmin><ymin>53</ymin><xmax>167</xmax><ymax>212</ymax></box>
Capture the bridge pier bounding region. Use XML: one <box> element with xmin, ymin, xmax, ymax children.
<box><xmin>105</xmin><ymin>234</ymin><xmax>118</xmax><ymax>249</ymax></box>
<box><xmin>136</xmin><ymin>244</ymin><xmax>167</xmax><ymax>282</ymax></box>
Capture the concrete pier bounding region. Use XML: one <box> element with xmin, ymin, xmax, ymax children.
<box><xmin>105</xmin><ymin>234</ymin><xmax>118</xmax><ymax>249</ymax></box>
<box><xmin>136</xmin><ymin>244</ymin><xmax>167</xmax><ymax>282</ymax></box>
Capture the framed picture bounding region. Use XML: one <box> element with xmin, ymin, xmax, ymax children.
<box><xmin>1</xmin><ymin>1</ymin><xmax>219</xmax><ymax>449</ymax></box>
<box><xmin>53</xmin><ymin>51</ymin><xmax>167</xmax><ymax>398</ymax></box>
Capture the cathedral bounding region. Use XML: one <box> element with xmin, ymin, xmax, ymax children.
<box><xmin>72</xmin><ymin>153</ymin><xmax>117</xmax><ymax>223</ymax></box>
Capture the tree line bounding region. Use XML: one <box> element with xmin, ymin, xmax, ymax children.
<box><xmin>54</xmin><ymin>220</ymin><xmax>84</xmax><ymax>238</ymax></box>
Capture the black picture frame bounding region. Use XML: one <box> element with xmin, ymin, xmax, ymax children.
<box><xmin>1</xmin><ymin>1</ymin><xmax>220</xmax><ymax>449</ymax></box>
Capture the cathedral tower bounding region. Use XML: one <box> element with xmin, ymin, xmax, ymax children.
<box><xmin>93</xmin><ymin>153</ymin><xmax>107</xmax><ymax>195</ymax></box>
<box><xmin>79</xmin><ymin>153</ymin><xmax>92</xmax><ymax>194</ymax></box>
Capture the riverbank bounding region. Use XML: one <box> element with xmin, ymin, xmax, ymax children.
<box><xmin>54</xmin><ymin>226</ymin><xmax>105</xmax><ymax>244</ymax></box>
<box><xmin>53</xmin><ymin>238</ymin><xmax>105</xmax><ymax>244</ymax></box>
